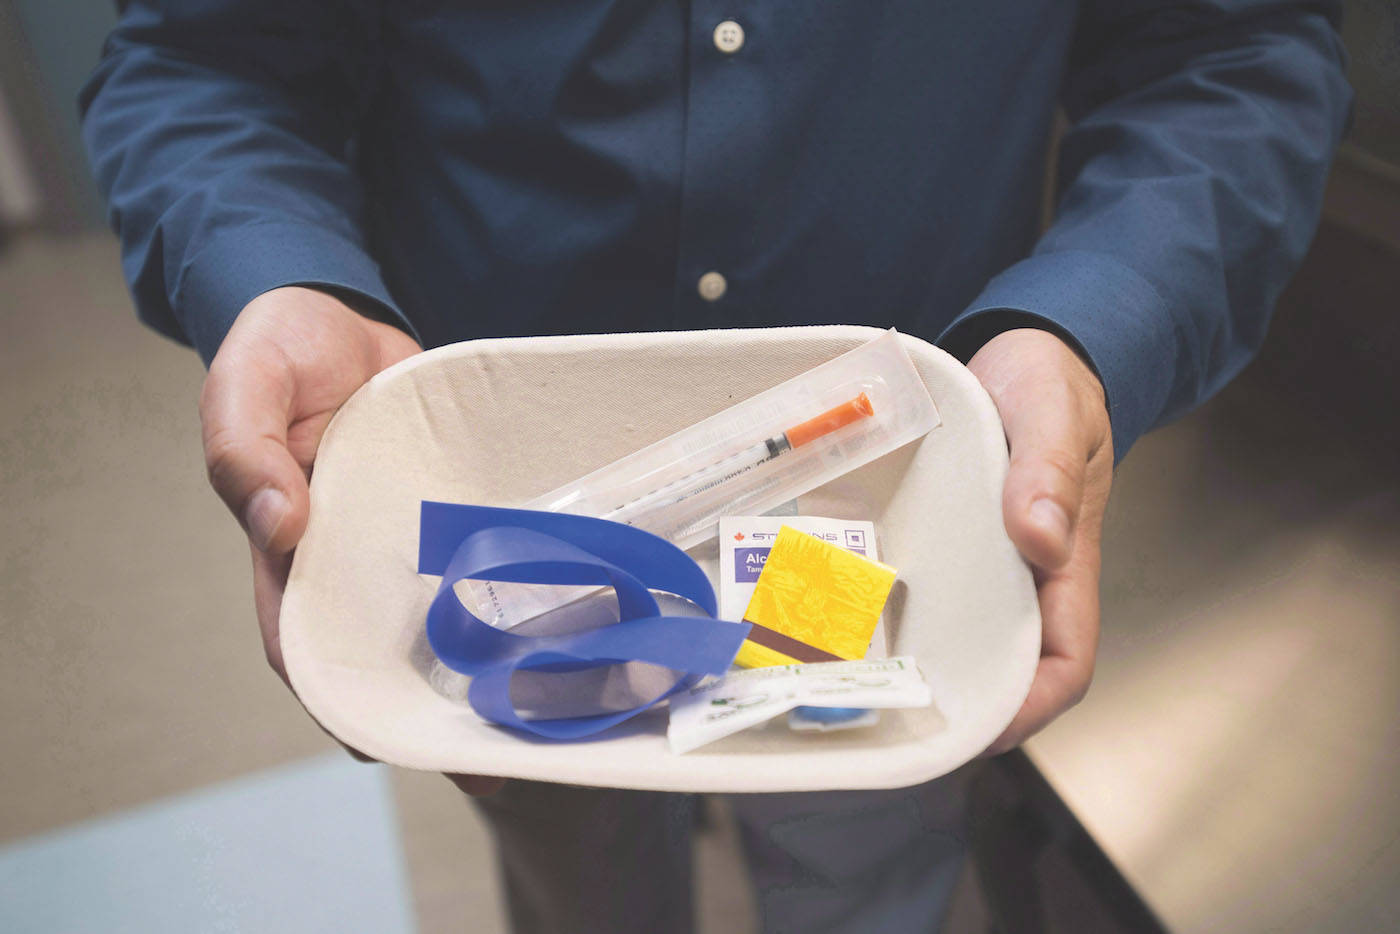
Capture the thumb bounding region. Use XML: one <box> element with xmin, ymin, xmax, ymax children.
<box><xmin>200</xmin><ymin>348</ymin><xmax>310</xmax><ymax>555</ymax></box>
<box><xmin>967</xmin><ymin>330</ymin><xmax>1105</xmax><ymax>571</ymax></box>
<box><xmin>1000</xmin><ymin>392</ymin><xmax>1088</xmax><ymax>571</ymax></box>
<box><xmin>972</xmin><ymin>348</ymin><xmax>1098</xmax><ymax>572</ymax></box>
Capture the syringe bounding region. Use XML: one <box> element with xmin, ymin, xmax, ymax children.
<box><xmin>600</xmin><ymin>393</ymin><xmax>874</xmax><ymax>526</ymax></box>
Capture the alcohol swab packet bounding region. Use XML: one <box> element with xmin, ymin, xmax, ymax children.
<box><xmin>734</xmin><ymin>525</ymin><xmax>896</xmax><ymax>668</ymax></box>
<box><xmin>667</xmin><ymin>657</ymin><xmax>932</xmax><ymax>754</ymax></box>
<box><xmin>718</xmin><ymin>515</ymin><xmax>890</xmax><ymax>659</ymax></box>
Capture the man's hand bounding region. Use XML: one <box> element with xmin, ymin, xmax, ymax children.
<box><xmin>200</xmin><ymin>286</ymin><xmax>504</xmax><ymax>796</ymax></box>
<box><xmin>201</xmin><ymin>286</ymin><xmax>420</xmax><ymax>677</ymax></box>
<box><xmin>966</xmin><ymin>328</ymin><xmax>1114</xmax><ymax>756</ymax></box>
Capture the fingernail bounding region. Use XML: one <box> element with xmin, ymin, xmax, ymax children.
<box><xmin>1029</xmin><ymin>498</ymin><xmax>1070</xmax><ymax>552</ymax></box>
<box><xmin>245</xmin><ymin>487</ymin><xmax>288</xmax><ymax>552</ymax></box>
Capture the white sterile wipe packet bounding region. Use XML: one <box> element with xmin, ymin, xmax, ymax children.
<box><xmin>667</xmin><ymin>657</ymin><xmax>931</xmax><ymax>754</ymax></box>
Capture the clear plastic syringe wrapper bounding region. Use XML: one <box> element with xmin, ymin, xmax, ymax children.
<box><xmin>463</xmin><ymin>328</ymin><xmax>940</xmax><ymax>630</ymax></box>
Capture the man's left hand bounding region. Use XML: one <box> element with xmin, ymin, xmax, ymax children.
<box><xmin>966</xmin><ymin>328</ymin><xmax>1114</xmax><ymax>755</ymax></box>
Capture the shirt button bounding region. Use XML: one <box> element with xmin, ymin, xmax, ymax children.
<box><xmin>713</xmin><ymin>20</ymin><xmax>745</xmax><ymax>54</ymax></box>
<box><xmin>697</xmin><ymin>271</ymin><xmax>728</xmax><ymax>301</ymax></box>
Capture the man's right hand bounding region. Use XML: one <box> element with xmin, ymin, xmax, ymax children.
<box><xmin>200</xmin><ymin>286</ymin><xmax>505</xmax><ymax>796</ymax></box>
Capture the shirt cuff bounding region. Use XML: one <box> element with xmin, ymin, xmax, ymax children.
<box><xmin>936</xmin><ymin>250</ymin><xmax>1187</xmax><ymax>463</ymax></box>
<box><xmin>172</xmin><ymin>222</ymin><xmax>419</xmax><ymax>365</ymax></box>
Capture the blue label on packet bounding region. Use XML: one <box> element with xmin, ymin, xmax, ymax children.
<box><xmin>734</xmin><ymin>547</ymin><xmax>770</xmax><ymax>582</ymax></box>
<box><xmin>734</xmin><ymin>538</ymin><xmax>866</xmax><ymax>583</ymax></box>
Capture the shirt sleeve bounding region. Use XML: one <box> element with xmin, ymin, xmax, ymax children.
<box><xmin>938</xmin><ymin>2</ymin><xmax>1353</xmax><ymax>462</ymax></box>
<box><xmin>79</xmin><ymin>0</ymin><xmax>416</xmax><ymax>365</ymax></box>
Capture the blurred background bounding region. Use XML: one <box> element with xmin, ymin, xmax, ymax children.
<box><xmin>1</xmin><ymin>2</ymin><xmax>1397</xmax><ymax>931</ymax></box>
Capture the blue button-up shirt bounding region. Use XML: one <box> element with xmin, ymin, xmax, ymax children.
<box><xmin>81</xmin><ymin>1</ymin><xmax>1351</xmax><ymax>460</ymax></box>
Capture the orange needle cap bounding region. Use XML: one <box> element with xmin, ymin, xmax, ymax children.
<box><xmin>784</xmin><ymin>392</ymin><xmax>874</xmax><ymax>448</ymax></box>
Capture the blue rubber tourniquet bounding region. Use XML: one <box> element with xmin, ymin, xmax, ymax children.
<box><xmin>418</xmin><ymin>502</ymin><xmax>750</xmax><ymax>739</ymax></box>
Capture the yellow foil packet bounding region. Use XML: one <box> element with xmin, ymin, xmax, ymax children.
<box><xmin>734</xmin><ymin>525</ymin><xmax>897</xmax><ymax>668</ymax></box>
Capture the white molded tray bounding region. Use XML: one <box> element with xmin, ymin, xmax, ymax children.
<box><xmin>280</xmin><ymin>326</ymin><xmax>1039</xmax><ymax>792</ymax></box>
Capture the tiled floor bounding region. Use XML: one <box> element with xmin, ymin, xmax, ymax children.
<box><xmin>2</xmin><ymin>232</ymin><xmax>1396</xmax><ymax>932</ymax></box>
